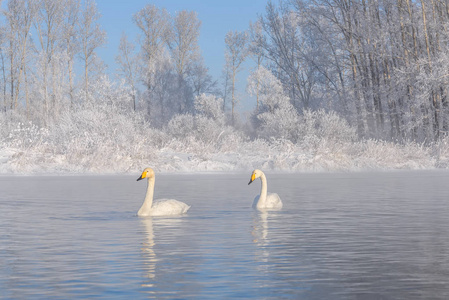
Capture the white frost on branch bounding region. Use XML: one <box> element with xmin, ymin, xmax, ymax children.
<box><xmin>248</xmin><ymin>66</ymin><xmax>298</xmax><ymax>141</ymax></box>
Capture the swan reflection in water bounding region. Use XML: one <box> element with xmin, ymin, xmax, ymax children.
<box><xmin>252</xmin><ymin>209</ymin><xmax>284</xmax><ymax>279</ymax></box>
<box><xmin>252</xmin><ymin>210</ymin><xmax>273</xmax><ymax>265</ymax></box>
<box><xmin>252</xmin><ymin>210</ymin><xmax>269</xmax><ymax>245</ymax></box>
<box><xmin>140</xmin><ymin>217</ymin><xmax>156</xmax><ymax>288</ymax></box>
<box><xmin>139</xmin><ymin>216</ymin><xmax>186</xmax><ymax>290</ymax></box>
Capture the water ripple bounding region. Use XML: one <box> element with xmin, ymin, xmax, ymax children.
<box><xmin>1</xmin><ymin>172</ymin><xmax>449</xmax><ymax>299</ymax></box>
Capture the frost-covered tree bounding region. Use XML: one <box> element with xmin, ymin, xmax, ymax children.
<box><xmin>4</xmin><ymin>0</ymin><xmax>38</xmax><ymax>111</ymax></box>
<box><xmin>167</xmin><ymin>10</ymin><xmax>201</xmax><ymax>78</ymax></box>
<box><xmin>61</xmin><ymin>0</ymin><xmax>80</xmax><ymax>105</ymax></box>
<box><xmin>133</xmin><ymin>6</ymin><xmax>169</xmax><ymax>86</ymax></box>
<box><xmin>194</xmin><ymin>93</ymin><xmax>224</xmax><ymax>125</ymax></box>
<box><xmin>33</xmin><ymin>0</ymin><xmax>67</xmax><ymax>122</ymax></box>
<box><xmin>79</xmin><ymin>0</ymin><xmax>106</xmax><ymax>102</ymax></box>
<box><xmin>116</xmin><ymin>33</ymin><xmax>139</xmax><ymax>111</ymax></box>
<box><xmin>248</xmin><ymin>20</ymin><xmax>265</xmax><ymax>112</ymax></box>
<box><xmin>149</xmin><ymin>56</ymin><xmax>192</xmax><ymax>126</ymax></box>
<box><xmin>221</xmin><ymin>68</ymin><xmax>231</xmax><ymax>112</ymax></box>
<box><xmin>248</xmin><ymin>0</ymin><xmax>449</xmax><ymax>142</ymax></box>
<box><xmin>248</xmin><ymin>66</ymin><xmax>298</xmax><ymax>141</ymax></box>
<box><xmin>254</xmin><ymin>1</ymin><xmax>318</xmax><ymax>110</ymax></box>
<box><xmin>32</xmin><ymin>52</ymin><xmax>70</xmax><ymax>125</ymax></box>
<box><xmin>0</xmin><ymin>27</ymin><xmax>6</xmax><ymax>113</ymax></box>
<box><xmin>224</xmin><ymin>30</ymin><xmax>248</xmax><ymax>124</ymax></box>
<box><xmin>131</xmin><ymin>5</ymin><xmax>208</xmax><ymax>123</ymax></box>
<box><xmin>166</xmin><ymin>10</ymin><xmax>202</xmax><ymax>114</ymax></box>
<box><xmin>133</xmin><ymin>4</ymin><xmax>170</xmax><ymax>118</ymax></box>
<box><xmin>187</xmin><ymin>58</ymin><xmax>218</xmax><ymax>97</ymax></box>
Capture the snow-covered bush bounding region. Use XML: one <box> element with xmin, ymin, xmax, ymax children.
<box><xmin>5</xmin><ymin>122</ymin><xmax>49</xmax><ymax>149</ymax></box>
<box><xmin>1</xmin><ymin>76</ymin><xmax>170</xmax><ymax>173</ymax></box>
<box><xmin>353</xmin><ymin>139</ymin><xmax>433</xmax><ymax>170</ymax></box>
<box><xmin>47</xmin><ymin>98</ymin><xmax>163</xmax><ymax>172</ymax></box>
<box><xmin>431</xmin><ymin>136</ymin><xmax>449</xmax><ymax>168</ymax></box>
<box><xmin>166</xmin><ymin>113</ymin><xmax>242</xmax><ymax>151</ymax></box>
<box><xmin>165</xmin><ymin>93</ymin><xmax>244</xmax><ymax>156</ymax></box>
<box><xmin>89</xmin><ymin>76</ymin><xmax>135</xmax><ymax>112</ymax></box>
<box><xmin>248</xmin><ymin>66</ymin><xmax>299</xmax><ymax>141</ymax></box>
<box><xmin>194</xmin><ymin>93</ymin><xmax>225</xmax><ymax>125</ymax></box>
<box><xmin>0</xmin><ymin>112</ymin><xmax>20</xmax><ymax>143</ymax></box>
<box><xmin>256</xmin><ymin>105</ymin><xmax>299</xmax><ymax>141</ymax></box>
<box><xmin>299</xmin><ymin>109</ymin><xmax>356</xmax><ymax>146</ymax></box>
<box><xmin>166</xmin><ymin>114</ymin><xmax>196</xmax><ymax>139</ymax></box>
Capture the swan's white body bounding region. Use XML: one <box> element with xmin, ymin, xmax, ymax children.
<box><xmin>137</xmin><ymin>168</ymin><xmax>190</xmax><ymax>217</ymax></box>
<box><xmin>248</xmin><ymin>169</ymin><xmax>283</xmax><ymax>210</ymax></box>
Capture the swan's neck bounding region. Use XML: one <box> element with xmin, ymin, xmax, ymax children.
<box><xmin>138</xmin><ymin>177</ymin><xmax>155</xmax><ymax>215</ymax></box>
<box><xmin>258</xmin><ymin>173</ymin><xmax>268</xmax><ymax>208</ymax></box>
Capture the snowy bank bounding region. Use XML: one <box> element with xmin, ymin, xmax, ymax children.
<box><xmin>1</xmin><ymin>93</ymin><xmax>447</xmax><ymax>175</ymax></box>
<box><xmin>0</xmin><ymin>135</ymin><xmax>444</xmax><ymax>175</ymax></box>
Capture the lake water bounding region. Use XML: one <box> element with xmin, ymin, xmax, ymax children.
<box><xmin>1</xmin><ymin>171</ymin><xmax>449</xmax><ymax>299</ymax></box>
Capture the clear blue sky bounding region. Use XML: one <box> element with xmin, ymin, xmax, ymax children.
<box><xmin>95</xmin><ymin>0</ymin><xmax>268</xmax><ymax>111</ymax></box>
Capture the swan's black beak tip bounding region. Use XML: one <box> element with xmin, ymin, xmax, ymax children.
<box><xmin>248</xmin><ymin>180</ymin><xmax>253</xmax><ymax>185</ymax></box>
<box><xmin>137</xmin><ymin>177</ymin><xmax>143</xmax><ymax>181</ymax></box>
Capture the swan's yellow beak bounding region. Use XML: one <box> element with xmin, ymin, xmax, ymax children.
<box><xmin>248</xmin><ymin>173</ymin><xmax>256</xmax><ymax>185</ymax></box>
<box><xmin>137</xmin><ymin>172</ymin><xmax>146</xmax><ymax>181</ymax></box>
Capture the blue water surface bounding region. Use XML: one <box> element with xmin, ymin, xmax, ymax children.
<box><xmin>1</xmin><ymin>171</ymin><xmax>449</xmax><ymax>299</ymax></box>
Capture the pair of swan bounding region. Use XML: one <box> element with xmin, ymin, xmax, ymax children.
<box><xmin>136</xmin><ymin>168</ymin><xmax>283</xmax><ymax>217</ymax></box>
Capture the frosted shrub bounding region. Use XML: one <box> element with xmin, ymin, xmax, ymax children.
<box><xmin>166</xmin><ymin>114</ymin><xmax>195</xmax><ymax>138</ymax></box>
<box><xmin>87</xmin><ymin>76</ymin><xmax>134</xmax><ymax>113</ymax></box>
<box><xmin>299</xmin><ymin>109</ymin><xmax>356</xmax><ymax>148</ymax></box>
<box><xmin>216</xmin><ymin>129</ymin><xmax>245</xmax><ymax>152</ymax></box>
<box><xmin>248</xmin><ymin>66</ymin><xmax>299</xmax><ymax>141</ymax></box>
<box><xmin>257</xmin><ymin>105</ymin><xmax>299</xmax><ymax>141</ymax></box>
<box><xmin>168</xmin><ymin>93</ymin><xmax>229</xmax><ymax>145</ymax></box>
<box><xmin>165</xmin><ymin>106</ymin><xmax>243</xmax><ymax>156</ymax></box>
<box><xmin>247</xmin><ymin>67</ymin><xmax>286</xmax><ymax>109</ymax></box>
<box><xmin>355</xmin><ymin>139</ymin><xmax>433</xmax><ymax>169</ymax></box>
<box><xmin>167</xmin><ymin>114</ymin><xmax>225</xmax><ymax>146</ymax></box>
<box><xmin>194</xmin><ymin>93</ymin><xmax>225</xmax><ymax>125</ymax></box>
<box><xmin>432</xmin><ymin>137</ymin><xmax>449</xmax><ymax>168</ymax></box>
<box><xmin>197</xmin><ymin>115</ymin><xmax>245</xmax><ymax>151</ymax></box>
<box><xmin>6</xmin><ymin>77</ymin><xmax>160</xmax><ymax>173</ymax></box>
<box><xmin>195</xmin><ymin>115</ymin><xmax>223</xmax><ymax>142</ymax></box>
<box><xmin>0</xmin><ymin>113</ymin><xmax>11</xmax><ymax>141</ymax></box>
<box><xmin>6</xmin><ymin>122</ymin><xmax>49</xmax><ymax>148</ymax></box>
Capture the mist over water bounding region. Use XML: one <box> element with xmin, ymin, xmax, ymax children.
<box><xmin>1</xmin><ymin>171</ymin><xmax>449</xmax><ymax>299</ymax></box>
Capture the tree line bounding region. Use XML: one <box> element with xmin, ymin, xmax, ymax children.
<box><xmin>252</xmin><ymin>0</ymin><xmax>449</xmax><ymax>142</ymax></box>
<box><xmin>1</xmin><ymin>0</ymin><xmax>106</xmax><ymax>123</ymax></box>
<box><xmin>1</xmin><ymin>0</ymin><xmax>449</xmax><ymax>144</ymax></box>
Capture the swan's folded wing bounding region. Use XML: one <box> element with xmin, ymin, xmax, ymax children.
<box><xmin>266</xmin><ymin>193</ymin><xmax>283</xmax><ymax>209</ymax></box>
<box><xmin>151</xmin><ymin>199</ymin><xmax>191</xmax><ymax>216</ymax></box>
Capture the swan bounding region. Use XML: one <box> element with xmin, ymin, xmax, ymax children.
<box><xmin>136</xmin><ymin>167</ymin><xmax>190</xmax><ymax>217</ymax></box>
<box><xmin>248</xmin><ymin>169</ymin><xmax>283</xmax><ymax>210</ymax></box>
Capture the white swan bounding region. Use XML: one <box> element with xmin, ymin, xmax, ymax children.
<box><xmin>136</xmin><ymin>167</ymin><xmax>190</xmax><ymax>217</ymax></box>
<box><xmin>248</xmin><ymin>169</ymin><xmax>283</xmax><ymax>210</ymax></box>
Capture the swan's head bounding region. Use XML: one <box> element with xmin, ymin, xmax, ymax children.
<box><xmin>137</xmin><ymin>167</ymin><xmax>155</xmax><ymax>181</ymax></box>
<box><xmin>248</xmin><ymin>169</ymin><xmax>263</xmax><ymax>185</ymax></box>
